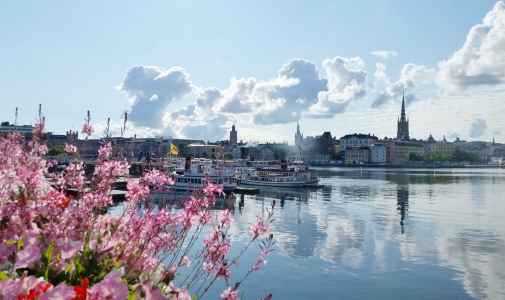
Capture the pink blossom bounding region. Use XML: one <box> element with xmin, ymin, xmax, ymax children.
<box><xmin>39</xmin><ymin>284</ymin><xmax>74</xmax><ymax>300</ymax></box>
<box><xmin>220</xmin><ymin>286</ymin><xmax>239</xmax><ymax>300</ymax></box>
<box><xmin>15</xmin><ymin>244</ymin><xmax>41</xmax><ymax>269</ymax></box>
<box><xmin>33</xmin><ymin>120</ymin><xmax>45</xmax><ymax>137</ymax></box>
<box><xmin>0</xmin><ymin>278</ymin><xmax>16</xmax><ymax>300</ymax></box>
<box><xmin>65</xmin><ymin>143</ymin><xmax>77</xmax><ymax>154</ymax></box>
<box><xmin>89</xmin><ymin>275</ymin><xmax>128</xmax><ymax>300</ymax></box>
<box><xmin>249</xmin><ymin>216</ymin><xmax>269</xmax><ymax>239</ymax></box>
<box><xmin>180</xmin><ymin>255</ymin><xmax>191</xmax><ymax>267</ymax></box>
<box><xmin>81</xmin><ymin>123</ymin><xmax>94</xmax><ymax>136</ymax></box>
<box><xmin>219</xmin><ymin>209</ymin><xmax>234</xmax><ymax>226</ymax></box>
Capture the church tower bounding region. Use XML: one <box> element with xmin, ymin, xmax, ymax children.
<box><xmin>230</xmin><ymin>125</ymin><xmax>237</xmax><ymax>146</ymax></box>
<box><xmin>396</xmin><ymin>93</ymin><xmax>410</xmax><ymax>140</ymax></box>
<box><xmin>295</xmin><ymin>121</ymin><xmax>304</xmax><ymax>155</ymax></box>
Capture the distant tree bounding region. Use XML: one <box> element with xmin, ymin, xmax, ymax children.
<box><xmin>47</xmin><ymin>145</ymin><xmax>68</xmax><ymax>157</ymax></box>
<box><xmin>409</xmin><ymin>153</ymin><xmax>423</xmax><ymax>162</ymax></box>
<box><xmin>202</xmin><ymin>151</ymin><xmax>208</xmax><ymax>159</ymax></box>
<box><xmin>226</xmin><ymin>153</ymin><xmax>234</xmax><ymax>160</ymax></box>
<box><xmin>452</xmin><ymin>149</ymin><xmax>477</xmax><ymax>163</ymax></box>
<box><xmin>423</xmin><ymin>152</ymin><xmax>451</xmax><ymax>163</ymax></box>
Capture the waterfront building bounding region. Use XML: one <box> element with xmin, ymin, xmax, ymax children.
<box><xmin>453</xmin><ymin>137</ymin><xmax>468</xmax><ymax>150</ymax></box>
<box><xmin>436</xmin><ymin>136</ymin><xmax>454</xmax><ymax>156</ymax></box>
<box><xmin>383</xmin><ymin>140</ymin><xmax>425</xmax><ymax>163</ymax></box>
<box><xmin>340</xmin><ymin>133</ymin><xmax>378</xmax><ymax>152</ymax></box>
<box><xmin>370</xmin><ymin>143</ymin><xmax>387</xmax><ymax>163</ymax></box>
<box><xmin>345</xmin><ymin>146</ymin><xmax>370</xmax><ymax>163</ymax></box>
<box><xmin>424</xmin><ymin>134</ymin><xmax>437</xmax><ymax>153</ymax></box>
<box><xmin>186</xmin><ymin>144</ymin><xmax>223</xmax><ymax>159</ymax></box>
<box><xmin>1</xmin><ymin>121</ymin><xmax>33</xmax><ymax>139</ymax></box>
<box><xmin>293</xmin><ymin>123</ymin><xmax>335</xmax><ymax>161</ymax></box>
<box><xmin>301</xmin><ymin>132</ymin><xmax>335</xmax><ymax>161</ymax></box>
<box><xmin>396</xmin><ymin>93</ymin><xmax>409</xmax><ymax>140</ymax></box>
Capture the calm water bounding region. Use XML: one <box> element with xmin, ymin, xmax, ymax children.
<box><xmin>112</xmin><ymin>167</ymin><xmax>505</xmax><ymax>299</ymax></box>
<box><xmin>226</xmin><ymin>167</ymin><xmax>505</xmax><ymax>300</ymax></box>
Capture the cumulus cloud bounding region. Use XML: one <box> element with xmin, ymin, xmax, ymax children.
<box><xmin>116</xmin><ymin>65</ymin><xmax>195</xmax><ymax>128</ymax></box>
<box><xmin>116</xmin><ymin>57</ymin><xmax>368</xmax><ymax>139</ymax></box>
<box><xmin>371</xmin><ymin>50</ymin><xmax>398</xmax><ymax>59</ymax></box>
<box><xmin>372</xmin><ymin>63</ymin><xmax>435</xmax><ymax>108</ymax></box>
<box><xmin>469</xmin><ymin>118</ymin><xmax>487</xmax><ymax>138</ymax></box>
<box><xmin>308</xmin><ymin>56</ymin><xmax>367</xmax><ymax>117</ymax></box>
<box><xmin>436</xmin><ymin>2</ymin><xmax>505</xmax><ymax>90</ymax></box>
<box><xmin>217</xmin><ymin>59</ymin><xmax>328</xmax><ymax>125</ymax></box>
<box><xmin>375</xmin><ymin>62</ymin><xmax>390</xmax><ymax>84</ymax></box>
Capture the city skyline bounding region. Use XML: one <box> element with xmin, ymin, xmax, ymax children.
<box><xmin>1</xmin><ymin>1</ymin><xmax>504</xmax><ymax>145</ymax></box>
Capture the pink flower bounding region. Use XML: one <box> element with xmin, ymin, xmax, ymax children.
<box><xmin>81</xmin><ymin>123</ymin><xmax>94</xmax><ymax>136</ymax></box>
<box><xmin>0</xmin><ymin>279</ymin><xmax>16</xmax><ymax>300</ymax></box>
<box><xmin>65</xmin><ymin>143</ymin><xmax>77</xmax><ymax>154</ymax></box>
<box><xmin>39</xmin><ymin>284</ymin><xmax>74</xmax><ymax>300</ymax></box>
<box><xmin>249</xmin><ymin>216</ymin><xmax>268</xmax><ymax>239</ymax></box>
<box><xmin>219</xmin><ymin>209</ymin><xmax>234</xmax><ymax>226</ymax></box>
<box><xmin>89</xmin><ymin>275</ymin><xmax>128</xmax><ymax>300</ymax></box>
<box><xmin>180</xmin><ymin>255</ymin><xmax>191</xmax><ymax>267</ymax></box>
<box><xmin>15</xmin><ymin>244</ymin><xmax>41</xmax><ymax>269</ymax></box>
<box><xmin>220</xmin><ymin>286</ymin><xmax>239</xmax><ymax>300</ymax></box>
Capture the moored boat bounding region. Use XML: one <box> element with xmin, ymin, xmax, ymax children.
<box><xmin>239</xmin><ymin>173</ymin><xmax>305</xmax><ymax>187</ymax></box>
<box><xmin>166</xmin><ymin>157</ymin><xmax>238</xmax><ymax>192</ymax></box>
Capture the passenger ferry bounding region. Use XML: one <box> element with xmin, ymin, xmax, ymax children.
<box><xmin>167</xmin><ymin>157</ymin><xmax>238</xmax><ymax>192</ymax></box>
<box><xmin>239</xmin><ymin>172</ymin><xmax>306</xmax><ymax>187</ymax></box>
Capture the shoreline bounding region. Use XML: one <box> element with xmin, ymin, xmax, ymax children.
<box><xmin>307</xmin><ymin>163</ymin><xmax>503</xmax><ymax>169</ymax></box>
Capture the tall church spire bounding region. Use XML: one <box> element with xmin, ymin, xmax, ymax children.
<box><xmin>400</xmin><ymin>91</ymin><xmax>407</xmax><ymax>123</ymax></box>
<box><xmin>396</xmin><ymin>91</ymin><xmax>409</xmax><ymax>140</ymax></box>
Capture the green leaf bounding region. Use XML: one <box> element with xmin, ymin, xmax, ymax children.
<box><xmin>127</xmin><ymin>293</ymin><xmax>137</xmax><ymax>300</ymax></box>
<box><xmin>39</xmin><ymin>231</ymin><xmax>46</xmax><ymax>246</ymax></box>
<box><xmin>17</xmin><ymin>236</ymin><xmax>24</xmax><ymax>250</ymax></box>
<box><xmin>0</xmin><ymin>271</ymin><xmax>8</xmax><ymax>281</ymax></box>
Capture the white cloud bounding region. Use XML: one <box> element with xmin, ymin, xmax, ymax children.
<box><xmin>437</xmin><ymin>1</ymin><xmax>505</xmax><ymax>90</ymax></box>
<box><xmin>372</xmin><ymin>63</ymin><xmax>436</xmax><ymax>108</ymax></box>
<box><xmin>217</xmin><ymin>59</ymin><xmax>328</xmax><ymax>125</ymax></box>
<box><xmin>371</xmin><ymin>50</ymin><xmax>398</xmax><ymax>59</ymax></box>
<box><xmin>116</xmin><ymin>65</ymin><xmax>195</xmax><ymax>128</ymax></box>
<box><xmin>374</xmin><ymin>62</ymin><xmax>390</xmax><ymax>84</ymax></box>
<box><xmin>308</xmin><ymin>56</ymin><xmax>367</xmax><ymax>117</ymax></box>
<box><xmin>469</xmin><ymin>118</ymin><xmax>487</xmax><ymax>138</ymax></box>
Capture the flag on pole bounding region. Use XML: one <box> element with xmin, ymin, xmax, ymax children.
<box><xmin>170</xmin><ymin>143</ymin><xmax>179</xmax><ymax>155</ymax></box>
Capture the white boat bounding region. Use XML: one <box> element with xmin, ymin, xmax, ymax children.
<box><xmin>239</xmin><ymin>172</ymin><xmax>305</xmax><ymax>187</ymax></box>
<box><xmin>166</xmin><ymin>157</ymin><xmax>238</xmax><ymax>192</ymax></box>
<box><xmin>251</xmin><ymin>160</ymin><xmax>317</xmax><ymax>184</ymax></box>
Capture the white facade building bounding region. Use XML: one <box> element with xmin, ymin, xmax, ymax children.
<box><xmin>340</xmin><ymin>133</ymin><xmax>379</xmax><ymax>152</ymax></box>
<box><xmin>370</xmin><ymin>144</ymin><xmax>387</xmax><ymax>163</ymax></box>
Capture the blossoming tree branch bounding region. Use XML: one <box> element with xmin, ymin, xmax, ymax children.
<box><xmin>0</xmin><ymin>106</ymin><xmax>276</xmax><ymax>299</ymax></box>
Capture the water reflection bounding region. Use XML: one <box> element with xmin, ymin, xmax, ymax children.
<box><xmin>396</xmin><ymin>185</ymin><xmax>409</xmax><ymax>234</ymax></box>
<box><xmin>237</xmin><ymin>167</ymin><xmax>505</xmax><ymax>299</ymax></box>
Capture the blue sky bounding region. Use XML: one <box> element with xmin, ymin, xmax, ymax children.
<box><xmin>1</xmin><ymin>1</ymin><xmax>504</xmax><ymax>144</ymax></box>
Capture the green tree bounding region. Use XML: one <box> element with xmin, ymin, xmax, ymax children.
<box><xmin>226</xmin><ymin>153</ymin><xmax>234</xmax><ymax>160</ymax></box>
<box><xmin>452</xmin><ymin>149</ymin><xmax>477</xmax><ymax>163</ymax></box>
<box><xmin>47</xmin><ymin>145</ymin><xmax>68</xmax><ymax>157</ymax></box>
<box><xmin>409</xmin><ymin>153</ymin><xmax>423</xmax><ymax>162</ymax></box>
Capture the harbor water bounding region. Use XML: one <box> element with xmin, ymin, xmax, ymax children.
<box><xmin>111</xmin><ymin>167</ymin><xmax>505</xmax><ymax>299</ymax></box>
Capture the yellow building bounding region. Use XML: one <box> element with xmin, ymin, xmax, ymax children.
<box><xmin>436</xmin><ymin>136</ymin><xmax>454</xmax><ymax>156</ymax></box>
<box><xmin>383</xmin><ymin>140</ymin><xmax>425</xmax><ymax>163</ymax></box>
